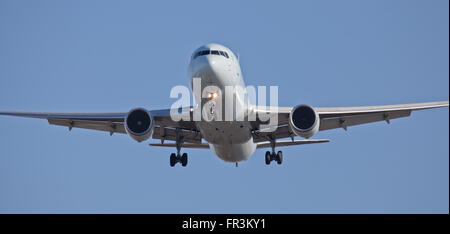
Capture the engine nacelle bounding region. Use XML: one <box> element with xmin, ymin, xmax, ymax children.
<box><xmin>289</xmin><ymin>105</ymin><xmax>320</xmax><ymax>139</ymax></box>
<box><xmin>125</xmin><ymin>108</ymin><xmax>154</xmax><ymax>142</ymax></box>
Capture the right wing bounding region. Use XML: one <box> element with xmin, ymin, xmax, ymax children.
<box><xmin>0</xmin><ymin>110</ymin><xmax>128</xmax><ymax>134</ymax></box>
<box><xmin>0</xmin><ymin>107</ymin><xmax>203</xmax><ymax>144</ymax></box>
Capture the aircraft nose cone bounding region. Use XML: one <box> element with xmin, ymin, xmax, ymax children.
<box><xmin>194</xmin><ymin>56</ymin><xmax>221</xmax><ymax>77</ymax></box>
<box><xmin>205</xmin><ymin>55</ymin><xmax>218</xmax><ymax>67</ymax></box>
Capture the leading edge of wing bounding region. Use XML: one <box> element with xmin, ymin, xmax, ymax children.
<box><xmin>0</xmin><ymin>106</ymin><xmax>193</xmax><ymax>121</ymax></box>
<box><xmin>251</xmin><ymin>101</ymin><xmax>448</xmax><ymax>115</ymax></box>
<box><xmin>316</xmin><ymin>101</ymin><xmax>449</xmax><ymax>117</ymax></box>
<box><xmin>0</xmin><ymin>110</ymin><xmax>126</xmax><ymax>121</ymax></box>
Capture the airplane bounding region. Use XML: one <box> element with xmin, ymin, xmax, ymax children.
<box><xmin>0</xmin><ymin>43</ymin><xmax>448</xmax><ymax>167</ymax></box>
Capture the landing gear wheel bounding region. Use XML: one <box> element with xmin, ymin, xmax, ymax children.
<box><xmin>181</xmin><ymin>153</ymin><xmax>188</xmax><ymax>167</ymax></box>
<box><xmin>265</xmin><ymin>151</ymin><xmax>271</xmax><ymax>165</ymax></box>
<box><xmin>170</xmin><ymin>153</ymin><xmax>176</xmax><ymax>167</ymax></box>
<box><xmin>276</xmin><ymin>151</ymin><xmax>283</xmax><ymax>165</ymax></box>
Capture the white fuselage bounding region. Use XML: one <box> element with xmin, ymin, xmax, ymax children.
<box><xmin>187</xmin><ymin>44</ymin><xmax>256</xmax><ymax>162</ymax></box>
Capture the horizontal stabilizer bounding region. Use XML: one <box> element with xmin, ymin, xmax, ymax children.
<box><xmin>149</xmin><ymin>143</ymin><xmax>210</xmax><ymax>149</ymax></box>
<box><xmin>150</xmin><ymin>139</ymin><xmax>330</xmax><ymax>149</ymax></box>
<box><xmin>256</xmin><ymin>139</ymin><xmax>330</xmax><ymax>148</ymax></box>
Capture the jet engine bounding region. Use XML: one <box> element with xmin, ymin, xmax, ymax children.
<box><xmin>125</xmin><ymin>108</ymin><xmax>154</xmax><ymax>142</ymax></box>
<box><xmin>289</xmin><ymin>104</ymin><xmax>320</xmax><ymax>139</ymax></box>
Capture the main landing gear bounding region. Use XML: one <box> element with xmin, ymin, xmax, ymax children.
<box><xmin>265</xmin><ymin>150</ymin><xmax>283</xmax><ymax>165</ymax></box>
<box><xmin>169</xmin><ymin>129</ymin><xmax>188</xmax><ymax>167</ymax></box>
<box><xmin>265</xmin><ymin>136</ymin><xmax>282</xmax><ymax>165</ymax></box>
<box><xmin>170</xmin><ymin>152</ymin><xmax>188</xmax><ymax>167</ymax></box>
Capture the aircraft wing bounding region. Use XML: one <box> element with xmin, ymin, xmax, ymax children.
<box><xmin>251</xmin><ymin>101</ymin><xmax>449</xmax><ymax>142</ymax></box>
<box><xmin>0</xmin><ymin>107</ymin><xmax>203</xmax><ymax>143</ymax></box>
<box><xmin>315</xmin><ymin>101</ymin><xmax>449</xmax><ymax>131</ymax></box>
<box><xmin>2</xmin><ymin>101</ymin><xmax>448</xmax><ymax>147</ymax></box>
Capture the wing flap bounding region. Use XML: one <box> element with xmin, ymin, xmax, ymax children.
<box><xmin>319</xmin><ymin>110</ymin><xmax>411</xmax><ymax>131</ymax></box>
<box><xmin>152</xmin><ymin>126</ymin><xmax>202</xmax><ymax>144</ymax></box>
<box><xmin>252</xmin><ymin>125</ymin><xmax>292</xmax><ymax>143</ymax></box>
<box><xmin>48</xmin><ymin>118</ymin><xmax>126</xmax><ymax>134</ymax></box>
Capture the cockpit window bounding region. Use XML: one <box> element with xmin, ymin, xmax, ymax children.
<box><xmin>193</xmin><ymin>50</ymin><xmax>229</xmax><ymax>60</ymax></box>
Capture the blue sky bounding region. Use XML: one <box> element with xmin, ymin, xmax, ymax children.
<box><xmin>0</xmin><ymin>0</ymin><xmax>448</xmax><ymax>213</ymax></box>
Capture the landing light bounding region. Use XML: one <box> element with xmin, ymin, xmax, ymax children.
<box><xmin>207</xmin><ymin>92</ymin><xmax>218</xmax><ymax>99</ymax></box>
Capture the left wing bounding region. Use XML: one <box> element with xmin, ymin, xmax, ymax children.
<box><xmin>251</xmin><ymin>101</ymin><xmax>449</xmax><ymax>143</ymax></box>
<box><xmin>315</xmin><ymin>101</ymin><xmax>449</xmax><ymax>131</ymax></box>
